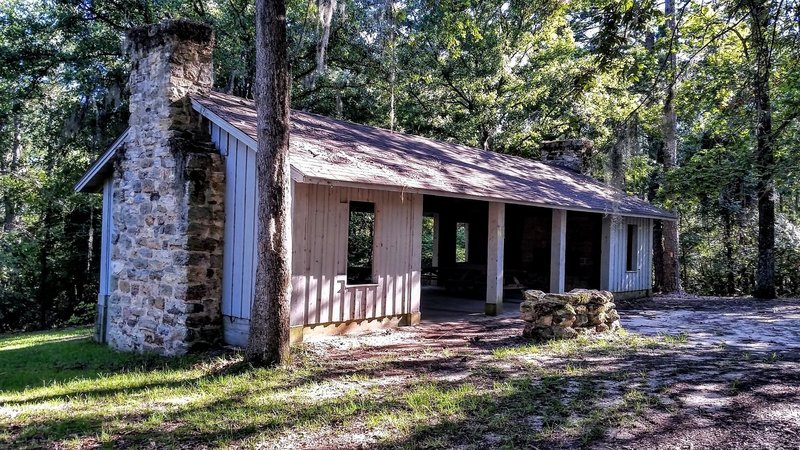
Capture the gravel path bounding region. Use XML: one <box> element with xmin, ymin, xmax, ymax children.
<box><xmin>618</xmin><ymin>294</ymin><xmax>800</xmax><ymax>352</ymax></box>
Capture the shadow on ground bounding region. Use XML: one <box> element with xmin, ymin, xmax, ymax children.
<box><xmin>2</xmin><ymin>296</ymin><xmax>800</xmax><ymax>449</ymax></box>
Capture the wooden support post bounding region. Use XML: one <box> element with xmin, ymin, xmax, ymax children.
<box><xmin>550</xmin><ymin>209</ymin><xmax>566</xmax><ymax>293</ymax></box>
<box><xmin>431</xmin><ymin>213</ymin><xmax>440</xmax><ymax>269</ymax></box>
<box><xmin>599</xmin><ymin>215</ymin><xmax>613</xmax><ymax>291</ymax></box>
<box><xmin>486</xmin><ymin>202</ymin><xmax>505</xmax><ymax>315</ymax></box>
<box><xmin>409</xmin><ymin>194</ymin><xmax>423</xmax><ymax>323</ymax></box>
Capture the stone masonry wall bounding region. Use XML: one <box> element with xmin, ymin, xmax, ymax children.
<box><xmin>520</xmin><ymin>289</ymin><xmax>621</xmax><ymax>340</ymax></box>
<box><xmin>540</xmin><ymin>139</ymin><xmax>593</xmax><ymax>173</ymax></box>
<box><xmin>106</xmin><ymin>20</ymin><xmax>225</xmax><ymax>355</ymax></box>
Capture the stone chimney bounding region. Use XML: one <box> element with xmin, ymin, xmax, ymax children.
<box><xmin>106</xmin><ymin>20</ymin><xmax>225</xmax><ymax>355</ymax></box>
<box><xmin>540</xmin><ymin>138</ymin><xmax>593</xmax><ymax>173</ymax></box>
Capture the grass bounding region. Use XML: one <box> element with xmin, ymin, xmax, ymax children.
<box><xmin>0</xmin><ymin>326</ymin><xmax>684</xmax><ymax>449</ymax></box>
<box><xmin>490</xmin><ymin>329</ymin><xmax>674</xmax><ymax>359</ymax></box>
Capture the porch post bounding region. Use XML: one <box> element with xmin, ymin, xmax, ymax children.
<box><xmin>550</xmin><ymin>209</ymin><xmax>566</xmax><ymax>293</ymax></box>
<box><xmin>599</xmin><ymin>215</ymin><xmax>613</xmax><ymax>291</ymax></box>
<box><xmin>486</xmin><ymin>202</ymin><xmax>505</xmax><ymax>315</ymax></box>
<box><xmin>431</xmin><ymin>213</ymin><xmax>440</xmax><ymax>268</ymax></box>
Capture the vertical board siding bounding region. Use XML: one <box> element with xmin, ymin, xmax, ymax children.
<box><xmin>241</xmin><ymin>147</ymin><xmax>257</xmax><ymax>319</ymax></box>
<box><xmin>208</xmin><ymin>123</ymin><xmax>259</xmax><ymax>320</ymax></box>
<box><xmin>606</xmin><ymin>217</ymin><xmax>653</xmax><ymax>293</ymax></box>
<box><xmin>291</xmin><ymin>184</ymin><xmax>423</xmax><ymax>326</ymax></box>
<box><xmin>99</xmin><ymin>179</ymin><xmax>113</xmax><ymax>297</ymax></box>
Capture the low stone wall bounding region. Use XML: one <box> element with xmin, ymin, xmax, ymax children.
<box><xmin>520</xmin><ymin>289</ymin><xmax>621</xmax><ymax>340</ymax></box>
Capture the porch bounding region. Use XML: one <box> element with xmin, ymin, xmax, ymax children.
<box><xmin>420</xmin><ymin>194</ymin><xmax>605</xmax><ymax>317</ymax></box>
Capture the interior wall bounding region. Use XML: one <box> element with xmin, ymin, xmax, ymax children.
<box><xmin>504</xmin><ymin>204</ymin><xmax>551</xmax><ymax>292</ymax></box>
<box><xmin>565</xmin><ymin>211</ymin><xmax>603</xmax><ymax>291</ymax></box>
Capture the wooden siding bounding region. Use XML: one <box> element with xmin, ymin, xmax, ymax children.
<box><xmin>291</xmin><ymin>183</ymin><xmax>423</xmax><ymax>326</ymax></box>
<box><xmin>209</xmin><ymin>122</ymin><xmax>258</xmax><ymax>319</ymax></box>
<box><xmin>98</xmin><ymin>178</ymin><xmax>113</xmax><ymax>298</ymax></box>
<box><xmin>601</xmin><ymin>216</ymin><xmax>653</xmax><ymax>292</ymax></box>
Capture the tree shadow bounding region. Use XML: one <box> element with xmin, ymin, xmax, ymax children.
<box><xmin>6</xmin><ymin>303</ymin><xmax>800</xmax><ymax>448</ymax></box>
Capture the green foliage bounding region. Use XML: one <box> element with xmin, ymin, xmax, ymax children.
<box><xmin>346</xmin><ymin>203</ymin><xmax>375</xmax><ymax>284</ymax></box>
<box><xmin>421</xmin><ymin>215</ymin><xmax>434</xmax><ymax>267</ymax></box>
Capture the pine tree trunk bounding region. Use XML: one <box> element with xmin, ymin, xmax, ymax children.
<box><xmin>750</xmin><ymin>0</ymin><xmax>776</xmax><ymax>299</ymax></box>
<box><xmin>247</xmin><ymin>0</ymin><xmax>292</xmax><ymax>365</ymax></box>
<box><xmin>4</xmin><ymin>110</ymin><xmax>20</xmax><ymax>232</ymax></box>
<box><xmin>660</xmin><ymin>0</ymin><xmax>682</xmax><ymax>294</ymax></box>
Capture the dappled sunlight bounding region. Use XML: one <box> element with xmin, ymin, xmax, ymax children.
<box><xmin>3</xmin><ymin>298</ymin><xmax>800</xmax><ymax>448</ymax></box>
<box><xmin>0</xmin><ymin>330</ymin><xmax>89</xmax><ymax>352</ymax></box>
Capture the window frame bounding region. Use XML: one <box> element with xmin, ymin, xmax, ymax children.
<box><xmin>625</xmin><ymin>223</ymin><xmax>638</xmax><ymax>272</ymax></box>
<box><xmin>345</xmin><ymin>201</ymin><xmax>377</xmax><ymax>285</ymax></box>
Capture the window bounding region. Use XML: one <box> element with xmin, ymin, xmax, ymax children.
<box><xmin>626</xmin><ymin>224</ymin><xmax>638</xmax><ymax>272</ymax></box>
<box><xmin>456</xmin><ymin>222</ymin><xmax>469</xmax><ymax>263</ymax></box>
<box><xmin>347</xmin><ymin>201</ymin><xmax>376</xmax><ymax>284</ymax></box>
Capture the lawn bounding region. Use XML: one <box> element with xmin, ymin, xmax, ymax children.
<box><xmin>0</xmin><ymin>324</ymin><xmax>680</xmax><ymax>449</ymax></box>
<box><xmin>2</xmin><ymin>300</ymin><xmax>798</xmax><ymax>449</ymax></box>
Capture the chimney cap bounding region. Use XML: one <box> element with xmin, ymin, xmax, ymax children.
<box><xmin>126</xmin><ymin>19</ymin><xmax>214</xmax><ymax>53</ymax></box>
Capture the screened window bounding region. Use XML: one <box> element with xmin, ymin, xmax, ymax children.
<box><xmin>347</xmin><ymin>201</ymin><xmax>376</xmax><ymax>284</ymax></box>
<box><xmin>626</xmin><ymin>224</ymin><xmax>638</xmax><ymax>272</ymax></box>
<box><xmin>456</xmin><ymin>222</ymin><xmax>469</xmax><ymax>263</ymax></box>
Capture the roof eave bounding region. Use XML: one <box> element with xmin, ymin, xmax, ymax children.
<box><xmin>74</xmin><ymin>129</ymin><xmax>129</xmax><ymax>193</ymax></box>
<box><xmin>296</xmin><ymin>174</ymin><xmax>677</xmax><ymax>221</ymax></box>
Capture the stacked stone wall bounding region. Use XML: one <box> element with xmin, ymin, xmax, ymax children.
<box><xmin>540</xmin><ymin>139</ymin><xmax>593</xmax><ymax>173</ymax></box>
<box><xmin>520</xmin><ymin>289</ymin><xmax>621</xmax><ymax>340</ymax></box>
<box><xmin>106</xmin><ymin>21</ymin><xmax>224</xmax><ymax>355</ymax></box>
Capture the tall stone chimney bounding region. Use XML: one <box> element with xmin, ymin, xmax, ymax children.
<box><xmin>540</xmin><ymin>138</ymin><xmax>593</xmax><ymax>173</ymax></box>
<box><xmin>107</xmin><ymin>20</ymin><xmax>225</xmax><ymax>355</ymax></box>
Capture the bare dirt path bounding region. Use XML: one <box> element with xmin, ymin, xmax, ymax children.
<box><xmin>296</xmin><ymin>295</ymin><xmax>800</xmax><ymax>449</ymax></box>
<box><xmin>618</xmin><ymin>294</ymin><xmax>800</xmax><ymax>351</ymax></box>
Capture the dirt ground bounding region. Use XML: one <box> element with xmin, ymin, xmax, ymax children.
<box><xmin>300</xmin><ymin>294</ymin><xmax>800</xmax><ymax>449</ymax></box>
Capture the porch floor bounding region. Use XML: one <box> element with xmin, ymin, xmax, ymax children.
<box><xmin>419</xmin><ymin>286</ymin><xmax>523</xmax><ymax>323</ymax></box>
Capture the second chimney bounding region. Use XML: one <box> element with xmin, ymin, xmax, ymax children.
<box><xmin>540</xmin><ymin>138</ymin><xmax>593</xmax><ymax>173</ymax></box>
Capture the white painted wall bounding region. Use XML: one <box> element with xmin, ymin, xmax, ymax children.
<box><xmin>291</xmin><ymin>183</ymin><xmax>423</xmax><ymax>327</ymax></box>
<box><xmin>209</xmin><ymin>121</ymin><xmax>258</xmax><ymax>321</ymax></box>
<box><xmin>99</xmin><ymin>178</ymin><xmax>114</xmax><ymax>299</ymax></box>
<box><xmin>601</xmin><ymin>216</ymin><xmax>653</xmax><ymax>293</ymax></box>
<box><xmin>209</xmin><ymin>121</ymin><xmax>423</xmax><ymax>337</ymax></box>
<box><xmin>96</xmin><ymin>178</ymin><xmax>114</xmax><ymax>342</ymax></box>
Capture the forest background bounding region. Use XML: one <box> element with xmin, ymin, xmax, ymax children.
<box><xmin>1</xmin><ymin>0</ymin><xmax>798</xmax><ymax>332</ymax></box>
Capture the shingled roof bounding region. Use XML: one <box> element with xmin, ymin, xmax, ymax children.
<box><xmin>192</xmin><ymin>91</ymin><xmax>674</xmax><ymax>220</ymax></box>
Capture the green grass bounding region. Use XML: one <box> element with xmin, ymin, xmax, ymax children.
<box><xmin>491</xmin><ymin>329</ymin><xmax>670</xmax><ymax>359</ymax></box>
<box><xmin>0</xmin><ymin>327</ymin><xmax>671</xmax><ymax>449</ymax></box>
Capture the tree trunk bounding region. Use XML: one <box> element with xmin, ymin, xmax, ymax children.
<box><xmin>385</xmin><ymin>0</ymin><xmax>396</xmax><ymax>131</ymax></box>
<box><xmin>722</xmin><ymin>207</ymin><xmax>735</xmax><ymax>295</ymax></box>
<box><xmin>247</xmin><ymin>0</ymin><xmax>292</xmax><ymax>365</ymax></box>
<box><xmin>4</xmin><ymin>110</ymin><xmax>20</xmax><ymax>232</ymax></box>
<box><xmin>37</xmin><ymin>207</ymin><xmax>54</xmax><ymax>329</ymax></box>
<box><xmin>304</xmin><ymin>0</ymin><xmax>336</xmax><ymax>89</ymax></box>
<box><xmin>750</xmin><ymin>0</ymin><xmax>776</xmax><ymax>299</ymax></box>
<box><xmin>660</xmin><ymin>0</ymin><xmax>682</xmax><ymax>293</ymax></box>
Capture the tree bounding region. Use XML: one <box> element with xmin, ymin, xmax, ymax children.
<box><xmin>660</xmin><ymin>0</ymin><xmax>682</xmax><ymax>293</ymax></box>
<box><xmin>747</xmin><ymin>0</ymin><xmax>775</xmax><ymax>298</ymax></box>
<box><xmin>246</xmin><ymin>0</ymin><xmax>292</xmax><ymax>365</ymax></box>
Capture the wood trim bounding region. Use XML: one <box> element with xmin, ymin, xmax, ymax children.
<box><xmin>74</xmin><ymin>129</ymin><xmax>129</xmax><ymax>193</ymax></box>
<box><xmin>297</xmin><ymin>176</ymin><xmax>676</xmax><ymax>221</ymax></box>
<box><xmin>192</xmin><ymin>99</ymin><xmax>258</xmax><ymax>149</ymax></box>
